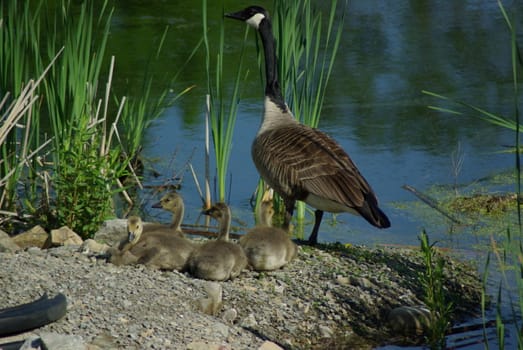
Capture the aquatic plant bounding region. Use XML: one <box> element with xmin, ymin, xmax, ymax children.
<box><xmin>0</xmin><ymin>0</ymin><xmax>190</xmax><ymax>237</ymax></box>
<box><xmin>202</xmin><ymin>0</ymin><xmax>249</xmax><ymax>204</ymax></box>
<box><xmin>418</xmin><ymin>230</ymin><xmax>453</xmax><ymax>349</ymax></box>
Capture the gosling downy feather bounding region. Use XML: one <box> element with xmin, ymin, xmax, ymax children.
<box><xmin>187</xmin><ymin>202</ymin><xmax>247</xmax><ymax>281</ymax></box>
<box><xmin>239</xmin><ymin>199</ymin><xmax>297</xmax><ymax>271</ymax></box>
<box><xmin>226</xmin><ymin>6</ymin><xmax>390</xmax><ymax>244</ymax></box>
<box><xmin>110</xmin><ymin>194</ymin><xmax>195</xmax><ymax>271</ymax></box>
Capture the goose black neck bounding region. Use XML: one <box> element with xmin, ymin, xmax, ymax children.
<box><xmin>258</xmin><ymin>18</ymin><xmax>285</xmax><ymax>108</ymax></box>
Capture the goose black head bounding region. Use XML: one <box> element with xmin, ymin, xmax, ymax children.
<box><xmin>225</xmin><ymin>6</ymin><xmax>269</xmax><ymax>29</ymax></box>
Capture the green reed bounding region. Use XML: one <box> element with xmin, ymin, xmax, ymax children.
<box><xmin>0</xmin><ymin>1</ymin><xmax>46</xmax><ymax>214</ymax></box>
<box><xmin>0</xmin><ymin>0</ymin><xmax>186</xmax><ymax>237</ymax></box>
<box><xmin>418</xmin><ymin>231</ymin><xmax>453</xmax><ymax>349</ymax></box>
<box><xmin>202</xmin><ymin>0</ymin><xmax>248</xmax><ymax>204</ymax></box>
<box><xmin>253</xmin><ymin>0</ymin><xmax>344</xmax><ymax>230</ymax></box>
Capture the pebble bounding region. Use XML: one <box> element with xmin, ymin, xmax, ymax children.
<box><xmin>0</xmin><ymin>241</ymin><xmax>482</xmax><ymax>349</ymax></box>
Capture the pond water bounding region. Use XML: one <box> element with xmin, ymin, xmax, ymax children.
<box><xmin>104</xmin><ymin>0</ymin><xmax>522</xmax><ymax>348</ymax></box>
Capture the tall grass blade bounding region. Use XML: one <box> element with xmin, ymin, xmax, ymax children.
<box><xmin>203</xmin><ymin>0</ymin><xmax>248</xmax><ymax>202</ymax></box>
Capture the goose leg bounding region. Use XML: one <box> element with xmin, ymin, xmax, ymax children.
<box><xmin>283</xmin><ymin>198</ymin><xmax>295</xmax><ymax>231</ymax></box>
<box><xmin>308</xmin><ymin>209</ymin><xmax>324</xmax><ymax>245</ymax></box>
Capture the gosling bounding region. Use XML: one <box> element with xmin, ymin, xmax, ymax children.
<box><xmin>113</xmin><ymin>216</ymin><xmax>194</xmax><ymax>271</ymax></box>
<box><xmin>240</xmin><ymin>199</ymin><xmax>297</xmax><ymax>271</ymax></box>
<box><xmin>187</xmin><ymin>202</ymin><xmax>247</xmax><ymax>281</ymax></box>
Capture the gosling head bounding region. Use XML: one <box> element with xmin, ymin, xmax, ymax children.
<box><xmin>127</xmin><ymin>216</ymin><xmax>143</xmax><ymax>244</ymax></box>
<box><xmin>225</xmin><ymin>5</ymin><xmax>269</xmax><ymax>29</ymax></box>
<box><xmin>152</xmin><ymin>191</ymin><xmax>182</xmax><ymax>213</ymax></box>
<box><xmin>203</xmin><ymin>202</ymin><xmax>230</xmax><ymax>221</ymax></box>
<box><xmin>257</xmin><ymin>199</ymin><xmax>275</xmax><ymax>227</ymax></box>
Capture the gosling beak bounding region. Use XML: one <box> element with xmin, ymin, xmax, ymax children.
<box><xmin>128</xmin><ymin>232</ymin><xmax>135</xmax><ymax>243</ymax></box>
<box><xmin>151</xmin><ymin>201</ymin><xmax>162</xmax><ymax>208</ymax></box>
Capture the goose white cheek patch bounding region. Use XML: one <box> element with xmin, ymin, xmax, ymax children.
<box><xmin>246</xmin><ymin>13</ymin><xmax>265</xmax><ymax>29</ymax></box>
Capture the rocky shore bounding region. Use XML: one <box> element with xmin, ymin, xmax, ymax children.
<box><xmin>0</xmin><ymin>220</ymin><xmax>482</xmax><ymax>349</ymax></box>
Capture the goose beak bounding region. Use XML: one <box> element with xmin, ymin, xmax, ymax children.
<box><xmin>151</xmin><ymin>201</ymin><xmax>162</xmax><ymax>208</ymax></box>
<box><xmin>128</xmin><ymin>232</ymin><xmax>136</xmax><ymax>243</ymax></box>
<box><xmin>224</xmin><ymin>11</ymin><xmax>245</xmax><ymax>21</ymax></box>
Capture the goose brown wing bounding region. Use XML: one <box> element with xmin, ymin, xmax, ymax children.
<box><xmin>252</xmin><ymin>124</ymin><xmax>376</xmax><ymax>208</ymax></box>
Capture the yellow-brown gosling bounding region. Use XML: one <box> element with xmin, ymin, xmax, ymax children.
<box><xmin>148</xmin><ymin>191</ymin><xmax>186</xmax><ymax>237</ymax></box>
<box><xmin>187</xmin><ymin>202</ymin><xmax>247</xmax><ymax>281</ymax></box>
<box><xmin>239</xmin><ymin>199</ymin><xmax>297</xmax><ymax>271</ymax></box>
<box><xmin>225</xmin><ymin>6</ymin><xmax>390</xmax><ymax>244</ymax></box>
<box><xmin>109</xmin><ymin>195</ymin><xmax>195</xmax><ymax>271</ymax></box>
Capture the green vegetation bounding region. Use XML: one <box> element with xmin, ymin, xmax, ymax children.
<box><xmin>418</xmin><ymin>231</ymin><xmax>453</xmax><ymax>349</ymax></box>
<box><xmin>0</xmin><ymin>1</ymin><xmax>189</xmax><ymax>238</ymax></box>
<box><xmin>202</xmin><ymin>0</ymin><xmax>248</xmax><ymax>204</ymax></box>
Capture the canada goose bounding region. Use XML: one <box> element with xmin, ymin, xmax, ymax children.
<box><xmin>187</xmin><ymin>203</ymin><xmax>247</xmax><ymax>281</ymax></box>
<box><xmin>239</xmin><ymin>199</ymin><xmax>297</xmax><ymax>271</ymax></box>
<box><xmin>110</xmin><ymin>212</ymin><xmax>195</xmax><ymax>271</ymax></box>
<box><xmin>225</xmin><ymin>6</ymin><xmax>390</xmax><ymax>244</ymax></box>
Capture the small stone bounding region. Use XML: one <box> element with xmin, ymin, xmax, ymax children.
<box><xmin>215</xmin><ymin>323</ymin><xmax>229</xmax><ymax>338</ymax></box>
<box><xmin>318</xmin><ymin>325</ymin><xmax>334</xmax><ymax>338</ymax></box>
<box><xmin>79</xmin><ymin>239</ymin><xmax>110</xmax><ymax>255</ymax></box>
<box><xmin>240</xmin><ymin>313</ymin><xmax>258</xmax><ymax>329</ymax></box>
<box><xmin>336</xmin><ymin>275</ymin><xmax>350</xmax><ymax>285</ymax></box>
<box><xmin>258</xmin><ymin>340</ymin><xmax>284</xmax><ymax>350</ymax></box>
<box><xmin>222</xmin><ymin>308</ymin><xmax>237</xmax><ymax>323</ymax></box>
<box><xmin>349</xmin><ymin>275</ymin><xmax>373</xmax><ymax>289</ymax></box>
<box><xmin>20</xmin><ymin>336</ymin><xmax>43</xmax><ymax>350</ymax></box>
<box><xmin>88</xmin><ymin>332</ymin><xmax>118</xmax><ymax>350</ymax></box>
<box><xmin>197</xmin><ymin>282</ymin><xmax>223</xmax><ymax>316</ymax></box>
<box><xmin>273</xmin><ymin>284</ymin><xmax>285</xmax><ymax>294</ymax></box>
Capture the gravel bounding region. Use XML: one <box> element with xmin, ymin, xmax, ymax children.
<box><xmin>0</xmin><ymin>237</ymin><xmax>482</xmax><ymax>349</ymax></box>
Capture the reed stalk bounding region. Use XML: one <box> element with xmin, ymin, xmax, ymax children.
<box><xmin>0</xmin><ymin>0</ymin><xmax>189</xmax><ymax>237</ymax></box>
<box><xmin>0</xmin><ymin>0</ymin><xmax>46</xmax><ymax>213</ymax></box>
<box><xmin>202</xmin><ymin>0</ymin><xmax>249</xmax><ymax>203</ymax></box>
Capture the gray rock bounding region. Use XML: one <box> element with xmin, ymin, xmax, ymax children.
<box><xmin>0</xmin><ymin>229</ymin><xmax>19</xmax><ymax>252</ymax></box>
<box><xmin>47</xmin><ymin>226</ymin><xmax>83</xmax><ymax>247</ymax></box>
<box><xmin>387</xmin><ymin>305</ymin><xmax>432</xmax><ymax>335</ymax></box>
<box><xmin>39</xmin><ymin>332</ymin><xmax>86</xmax><ymax>350</ymax></box>
<box><xmin>93</xmin><ymin>218</ymin><xmax>128</xmax><ymax>246</ymax></box>
<box><xmin>12</xmin><ymin>225</ymin><xmax>48</xmax><ymax>249</ymax></box>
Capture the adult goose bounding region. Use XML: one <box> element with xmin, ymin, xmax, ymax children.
<box><xmin>239</xmin><ymin>198</ymin><xmax>297</xmax><ymax>271</ymax></box>
<box><xmin>225</xmin><ymin>6</ymin><xmax>390</xmax><ymax>244</ymax></box>
<box><xmin>187</xmin><ymin>202</ymin><xmax>247</xmax><ymax>281</ymax></box>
